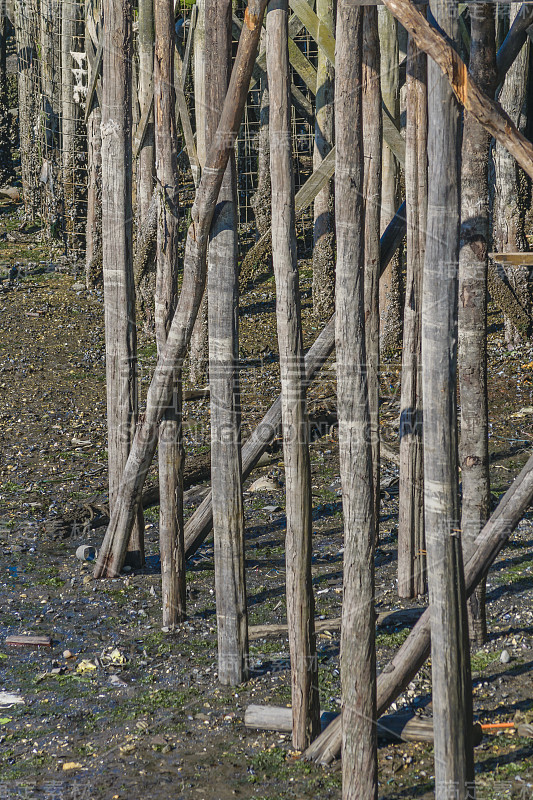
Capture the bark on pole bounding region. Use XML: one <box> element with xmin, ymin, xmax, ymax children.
<box><xmin>0</xmin><ymin>9</ymin><xmax>13</xmax><ymax>185</ymax></box>
<box><xmin>398</xmin><ymin>30</ymin><xmax>426</xmax><ymax>598</ymax></box>
<box><xmin>154</xmin><ymin>0</ymin><xmax>185</xmax><ymax>626</ymax></box>
<box><xmin>137</xmin><ymin>0</ymin><xmax>155</xmax><ymax>229</ymax></box>
<box><xmin>94</xmin><ymin>0</ymin><xmax>268</xmax><ymax>579</ymax></box>
<box><xmin>458</xmin><ymin>3</ymin><xmax>496</xmax><ymax>646</ymax></box>
<box><xmin>362</xmin><ymin>5</ymin><xmax>382</xmax><ymax>540</ymax></box>
<box><xmin>311</xmin><ymin>0</ymin><xmax>335</xmax><ymax>319</ymax></box>
<box><xmin>266</xmin><ymin>0</ymin><xmax>320</xmax><ymax>749</ymax></box>
<box><xmin>206</xmin><ymin>0</ymin><xmax>248</xmax><ymax>686</ymax></box>
<box><xmin>100</xmin><ymin>0</ymin><xmax>145</xmax><ymax>570</ymax></box>
<box><xmin>303</xmin><ymin>452</ymin><xmax>533</xmax><ymax>766</ymax></box>
<box><xmin>251</xmin><ymin>30</ymin><xmax>271</xmax><ymax>239</ymax></box>
<box><xmin>335</xmin><ymin>5</ymin><xmax>377</xmax><ymax>798</ymax></box>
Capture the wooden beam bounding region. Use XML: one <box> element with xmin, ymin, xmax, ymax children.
<box><xmin>133</xmin><ymin>92</ymin><xmax>154</xmax><ymax>158</ymax></box>
<box><xmin>84</xmin><ymin>34</ymin><xmax>103</xmax><ymax>122</ymax></box>
<box><xmin>383</xmin><ymin>0</ymin><xmax>533</xmax><ymax>181</ymax></box>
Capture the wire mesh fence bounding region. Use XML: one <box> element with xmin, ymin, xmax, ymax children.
<box><xmin>10</xmin><ymin>0</ymin><xmax>323</xmax><ymax>267</ymax></box>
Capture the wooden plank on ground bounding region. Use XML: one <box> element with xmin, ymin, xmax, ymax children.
<box><xmin>5</xmin><ymin>634</ymin><xmax>52</xmax><ymax>647</ymax></box>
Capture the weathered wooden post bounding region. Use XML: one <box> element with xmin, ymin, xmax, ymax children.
<box><xmin>15</xmin><ymin>0</ymin><xmax>40</xmax><ymax>220</ymax></box>
<box><xmin>422</xmin><ymin>0</ymin><xmax>474</xmax><ymax>795</ymax></box>
<box><xmin>493</xmin><ymin>1</ymin><xmax>530</xmax><ymax>347</ymax></box>
<box><xmin>154</xmin><ymin>0</ymin><xmax>185</xmax><ymax>625</ymax></box>
<box><xmin>378</xmin><ymin>3</ymin><xmax>402</xmax><ymax>352</ymax></box>
<box><xmin>0</xmin><ymin>8</ymin><xmax>13</xmax><ymax>185</ymax></box>
<box><xmin>398</xmin><ymin>29</ymin><xmax>427</xmax><ymax>598</ymax></box>
<box><xmin>94</xmin><ymin>0</ymin><xmax>268</xmax><ymax>579</ymax></box>
<box><xmin>206</xmin><ymin>0</ymin><xmax>249</xmax><ymax>686</ymax></box>
<box><xmin>336</xmin><ymin>3</ymin><xmax>377</xmax><ymax>798</ymax></box>
<box><xmin>85</xmin><ymin>0</ymin><xmax>102</xmax><ymax>287</ymax></box>
<box><xmin>458</xmin><ymin>2</ymin><xmax>496</xmax><ymax>645</ymax></box>
<box><xmin>101</xmin><ymin>0</ymin><xmax>145</xmax><ymax>568</ymax></box>
<box><xmin>189</xmin><ymin>0</ymin><xmax>209</xmax><ymax>387</ymax></box>
<box><xmin>266</xmin><ymin>0</ymin><xmax>320</xmax><ymax>748</ymax></box>
<box><xmin>62</xmin><ymin>0</ymin><xmax>83</xmax><ymax>254</ymax></box>
<box><xmin>362</xmin><ymin>4</ymin><xmax>382</xmax><ymax>538</ymax></box>
<box><xmin>312</xmin><ymin>0</ymin><xmax>335</xmax><ymax>319</ymax></box>
<box><xmin>137</xmin><ymin>0</ymin><xmax>155</xmax><ymax>229</ymax></box>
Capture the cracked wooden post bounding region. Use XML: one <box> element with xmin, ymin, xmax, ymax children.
<box><xmin>266</xmin><ymin>0</ymin><xmax>320</xmax><ymax>749</ymax></box>
<box><xmin>336</xmin><ymin>3</ymin><xmax>377</xmax><ymax>798</ymax></box>
<box><xmin>154</xmin><ymin>0</ymin><xmax>185</xmax><ymax>625</ymax></box>
<box><xmin>94</xmin><ymin>0</ymin><xmax>268</xmax><ymax>579</ymax></box>
<box><xmin>206</xmin><ymin>0</ymin><xmax>249</xmax><ymax>686</ymax></box>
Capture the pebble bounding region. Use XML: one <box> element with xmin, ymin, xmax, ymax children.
<box><xmin>63</xmin><ymin>650</ymin><xmax>73</xmax><ymax>659</ymax></box>
<box><xmin>500</xmin><ymin>649</ymin><xmax>511</xmax><ymax>664</ymax></box>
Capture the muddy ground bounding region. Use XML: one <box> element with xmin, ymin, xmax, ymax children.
<box><xmin>0</xmin><ymin>201</ymin><xmax>532</xmax><ymax>800</ymax></box>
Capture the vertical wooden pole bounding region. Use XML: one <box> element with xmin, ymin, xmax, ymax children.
<box><xmin>206</xmin><ymin>0</ymin><xmax>249</xmax><ymax>686</ymax></box>
<box><xmin>101</xmin><ymin>0</ymin><xmax>145</xmax><ymax>569</ymax></box>
<box><xmin>423</xmin><ymin>0</ymin><xmax>474</xmax><ymax>795</ymax></box>
<box><xmin>362</xmin><ymin>4</ymin><xmax>382</xmax><ymax>541</ymax></box>
<box><xmin>189</xmin><ymin>0</ymin><xmax>209</xmax><ymax>387</ymax></box>
<box><xmin>85</xmin><ymin>2</ymin><xmax>102</xmax><ymax>288</ymax></box>
<box><xmin>312</xmin><ymin>0</ymin><xmax>335</xmax><ymax>319</ymax></box>
<box><xmin>266</xmin><ymin>0</ymin><xmax>320</xmax><ymax>750</ymax></box>
<box><xmin>0</xmin><ymin>8</ymin><xmax>13</xmax><ymax>185</ymax></box>
<box><xmin>39</xmin><ymin>0</ymin><xmax>60</xmax><ymax>237</ymax></box>
<box><xmin>459</xmin><ymin>2</ymin><xmax>496</xmax><ymax>645</ymax></box>
<box><xmin>398</xmin><ymin>30</ymin><xmax>427</xmax><ymax>598</ymax></box>
<box><xmin>493</xmin><ymin>1</ymin><xmax>530</xmax><ymax>348</ymax></box>
<box><xmin>61</xmin><ymin>0</ymin><xmax>83</xmax><ymax>254</ymax></box>
<box><xmin>336</xmin><ymin>5</ymin><xmax>377</xmax><ymax>799</ymax></box>
<box><xmin>251</xmin><ymin>30</ymin><xmax>271</xmax><ymax>239</ymax></box>
<box><xmin>15</xmin><ymin>0</ymin><xmax>40</xmax><ymax>220</ymax></box>
<box><xmin>137</xmin><ymin>0</ymin><xmax>155</xmax><ymax>229</ymax></box>
<box><xmin>378</xmin><ymin>4</ymin><xmax>402</xmax><ymax>352</ymax></box>
<box><xmin>154</xmin><ymin>0</ymin><xmax>185</xmax><ymax>625</ymax></box>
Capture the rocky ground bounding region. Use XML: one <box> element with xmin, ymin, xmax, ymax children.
<box><xmin>0</xmin><ymin>199</ymin><xmax>532</xmax><ymax>800</ymax></box>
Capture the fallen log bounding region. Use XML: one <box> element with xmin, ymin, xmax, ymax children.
<box><xmin>244</xmin><ymin>705</ymin><xmax>483</xmax><ymax>746</ymax></box>
<box><xmin>303</xmin><ymin>452</ymin><xmax>533</xmax><ymax>763</ymax></box>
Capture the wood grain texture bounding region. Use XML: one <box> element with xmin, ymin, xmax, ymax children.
<box><xmin>206</xmin><ymin>0</ymin><xmax>249</xmax><ymax>686</ymax></box>
<box><xmin>101</xmin><ymin>0</ymin><xmax>145</xmax><ymax>569</ymax></box>
<box><xmin>458</xmin><ymin>2</ymin><xmax>496</xmax><ymax>646</ymax></box>
<box><xmin>266</xmin><ymin>0</ymin><xmax>319</xmax><ymax>748</ymax></box>
<box><xmin>335</xmin><ymin>5</ymin><xmax>377</xmax><ymax>798</ymax></box>
<box><xmin>398</xmin><ymin>30</ymin><xmax>426</xmax><ymax>598</ymax></box>
<box><xmin>362</xmin><ymin>5</ymin><xmax>382</xmax><ymax>539</ymax></box>
<box><xmin>154</xmin><ymin>0</ymin><xmax>185</xmax><ymax>626</ymax></box>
